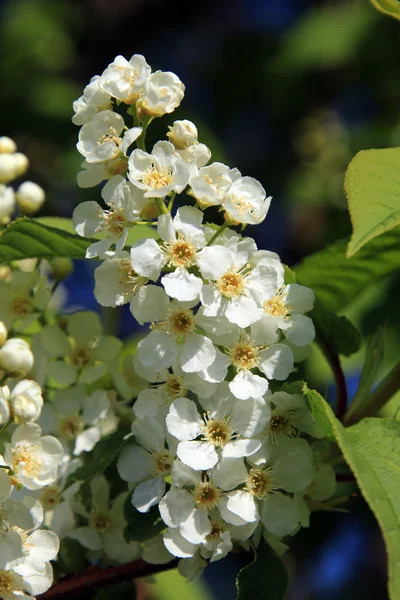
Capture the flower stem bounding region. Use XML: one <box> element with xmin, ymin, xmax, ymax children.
<box><xmin>206</xmin><ymin>221</ymin><xmax>229</xmax><ymax>246</ymax></box>
<box><xmin>38</xmin><ymin>558</ymin><xmax>179</xmax><ymax>599</ymax></box>
<box><xmin>155</xmin><ymin>198</ymin><xmax>169</xmax><ymax>216</ymax></box>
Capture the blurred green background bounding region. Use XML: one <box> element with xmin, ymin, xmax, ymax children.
<box><xmin>1</xmin><ymin>0</ymin><xmax>399</xmax><ymax>598</ymax></box>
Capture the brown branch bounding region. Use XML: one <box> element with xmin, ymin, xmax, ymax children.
<box><xmin>38</xmin><ymin>558</ymin><xmax>179</xmax><ymax>600</ymax></box>
<box><xmin>316</xmin><ymin>333</ymin><xmax>348</xmax><ymax>421</ymax></box>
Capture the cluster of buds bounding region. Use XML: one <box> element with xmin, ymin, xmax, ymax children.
<box><xmin>71</xmin><ymin>54</ymin><xmax>337</xmax><ymax>580</ymax></box>
<box><xmin>0</xmin><ymin>137</ymin><xmax>45</xmax><ymax>224</ymax></box>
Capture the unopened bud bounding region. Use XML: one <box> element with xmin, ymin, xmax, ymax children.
<box><xmin>0</xmin><ymin>136</ymin><xmax>17</xmax><ymax>154</ymax></box>
<box><xmin>0</xmin><ymin>154</ymin><xmax>17</xmax><ymax>184</ymax></box>
<box><xmin>0</xmin><ymin>185</ymin><xmax>16</xmax><ymax>224</ymax></box>
<box><xmin>51</xmin><ymin>257</ymin><xmax>74</xmax><ymax>281</ymax></box>
<box><xmin>10</xmin><ymin>380</ymin><xmax>43</xmax><ymax>423</ymax></box>
<box><xmin>0</xmin><ymin>386</ymin><xmax>10</xmax><ymax>425</ymax></box>
<box><xmin>12</xmin><ymin>153</ymin><xmax>29</xmax><ymax>178</ymax></box>
<box><xmin>16</xmin><ymin>181</ymin><xmax>45</xmax><ymax>215</ymax></box>
<box><xmin>167</xmin><ymin>120</ymin><xmax>198</xmax><ymax>150</ymax></box>
<box><xmin>0</xmin><ymin>322</ymin><xmax>8</xmax><ymax>346</ymax></box>
<box><xmin>0</xmin><ymin>338</ymin><xmax>34</xmax><ymax>377</ymax></box>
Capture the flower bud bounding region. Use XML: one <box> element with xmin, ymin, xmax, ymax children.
<box><xmin>0</xmin><ymin>321</ymin><xmax>8</xmax><ymax>346</ymax></box>
<box><xmin>0</xmin><ymin>338</ymin><xmax>34</xmax><ymax>377</ymax></box>
<box><xmin>137</xmin><ymin>71</ymin><xmax>185</xmax><ymax>118</ymax></box>
<box><xmin>10</xmin><ymin>380</ymin><xmax>43</xmax><ymax>423</ymax></box>
<box><xmin>0</xmin><ymin>154</ymin><xmax>17</xmax><ymax>184</ymax></box>
<box><xmin>167</xmin><ymin>120</ymin><xmax>198</xmax><ymax>150</ymax></box>
<box><xmin>0</xmin><ymin>185</ymin><xmax>15</xmax><ymax>224</ymax></box>
<box><xmin>0</xmin><ymin>136</ymin><xmax>17</xmax><ymax>154</ymax></box>
<box><xmin>51</xmin><ymin>257</ymin><xmax>74</xmax><ymax>281</ymax></box>
<box><xmin>16</xmin><ymin>181</ymin><xmax>45</xmax><ymax>215</ymax></box>
<box><xmin>0</xmin><ymin>386</ymin><xmax>10</xmax><ymax>425</ymax></box>
<box><xmin>12</xmin><ymin>152</ymin><xmax>29</xmax><ymax>178</ymax></box>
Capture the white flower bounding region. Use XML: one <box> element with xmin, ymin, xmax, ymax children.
<box><xmin>15</xmin><ymin>182</ymin><xmax>45</xmax><ymax>215</ymax></box>
<box><xmin>0</xmin><ymin>386</ymin><xmax>10</xmax><ymax>425</ymax></box>
<box><xmin>189</xmin><ymin>162</ymin><xmax>241</xmax><ymax>209</ymax></box>
<box><xmin>99</xmin><ymin>54</ymin><xmax>151</xmax><ymax>103</ymax></box>
<box><xmin>68</xmin><ymin>476</ymin><xmax>139</xmax><ymax>563</ymax></box>
<box><xmin>73</xmin><ymin>175</ymin><xmax>154</xmax><ymax>258</ymax></box>
<box><xmin>166</xmin><ymin>393</ymin><xmax>269</xmax><ymax>470</ymax></box>
<box><xmin>77</xmin><ymin>110</ymin><xmax>142</xmax><ymax>164</ymax></box>
<box><xmin>72</xmin><ymin>75</ymin><xmax>113</xmax><ymax>125</ymax></box>
<box><xmin>77</xmin><ymin>157</ymin><xmax>128</xmax><ymax>188</ymax></box>
<box><xmin>198</xmin><ymin>243</ymin><xmax>280</xmax><ymax>328</ymax></box>
<box><xmin>128</xmin><ymin>141</ymin><xmax>189</xmax><ymax>198</ymax></box>
<box><xmin>11</xmin><ymin>153</ymin><xmax>29</xmax><ymax>178</ymax></box>
<box><xmin>130</xmin><ymin>206</ymin><xmax>211</xmax><ymax>301</ymax></box>
<box><xmin>167</xmin><ymin>120</ymin><xmax>198</xmax><ymax>150</ymax></box>
<box><xmin>117</xmin><ymin>416</ymin><xmax>175</xmax><ymax>513</ymax></box>
<box><xmin>0</xmin><ymin>321</ymin><xmax>7</xmax><ymax>346</ymax></box>
<box><xmin>260</xmin><ymin>283</ymin><xmax>315</xmax><ymax>346</ymax></box>
<box><xmin>0</xmin><ymin>154</ymin><xmax>17</xmax><ymax>184</ymax></box>
<box><xmin>39</xmin><ymin>385</ymin><xmax>110</xmax><ymax>456</ymax></box>
<box><xmin>40</xmin><ymin>311</ymin><xmax>121</xmax><ymax>386</ymax></box>
<box><xmin>132</xmin><ymin>287</ymin><xmax>217</xmax><ymax>374</ymax></box>
<box><xmin>222</xmin><ymin>177</ymin><xmax>272</xmax><ymax>225</ymax></box>
<box><xmin>94</xmin><ymin>251</ymin><xmax>148</xmax><ymax>307</ymax></box>
<box><xmin>9</xmin><ymin>380</ymin><xmax>43</xmax><ymax>423</ymax></box>
<box><xmin>0</xmin><ymin>185</ymin><xmax>15</xmax><ymax>223</ymax></box>
<box><xmin>0</xmin><ymin>271</ymin><xmax>50</xmax><ymax>329</ymax></box>
<box><xmin>137</xmin><ymin>71</ymin><xmax>185</xmax><ymax>117</ymax></box>
<box><xmin>1</xmin><ymin>423</ymin><xmax>64</xmax><ymax>490</ymax></box>
<box><xmin>177</xmin><ymin>143</ymin><xmax>211</xmax><ymax>169</ymax></box>
<box><xmin>263</xmin><ymin>391</ymin><xmax>324</xmax><ymax>443</ymax></box>
<box><xmin>0</xmin><ymin>339</ymin><xmax>34</xmax><ymax>378</ymax></box>
<box><xmin>0</xmin><ymin>137</ymin><xmax>17</xmax><ymax>154</ymax></box>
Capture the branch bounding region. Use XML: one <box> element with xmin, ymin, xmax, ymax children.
<box><xmin>316</xmin><ymin>333</ymin><xmax>348</xmax><ymax>421</ymax></box>
<box><xmin>38</xmin><ymin>558</ymin><xmax>179</xmax><ymax>600</ymax></box>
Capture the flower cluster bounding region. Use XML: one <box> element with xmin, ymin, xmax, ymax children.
<box><xmin>71</xmin><ymin>54</ymin><xmax>336</xmax><ymax>580</ymax></box>
<box><xmin>0</xmin><ymin>136</ymin><xmax>45</xmax><ymax>222</ymax></box>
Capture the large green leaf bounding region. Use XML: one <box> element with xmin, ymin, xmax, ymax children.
<box><xmin>300</xmin><ymin>385</ymin><xmax>400</xmax><ymax>599</ymax></box>
<box><xmin>311</xmin><ymin>298</ymin><xmax>361</xmax><ymax>357</ymax></box>
<box><xmin>370</xmin><ymin>0</ymin><xmax>400</xmax><ymax>21</ymax></box>
<box><xmin>0</xmin><ymin>217</ymin><xmax>157</xmax><ymax>262</ymax></box>
<box><xmin>124</xmin><ymin>496</ymin><xmax>165</xmax><ymax>542</ymax></box>
<box><xmin>293</xmin><ymin>227</ymin><xmax>400</xmax><ymax>312</ymax></box>
<box><xmin>236</xmin><ymin>541</ymin><xmax>289</xmax><ymax>600</ymax></box>
<box><xmin>345</xmin><ymin>148</ymin><xmax>400</xmax><ymax>257</ymax></box>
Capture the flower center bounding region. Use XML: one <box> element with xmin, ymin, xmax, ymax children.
<box><xmin>246</xmin><ymin>467</ymin><xmax>274</xmax><ymax>498</ymax></box>
<box><xmin>193</xmin><ymin>481</ymin><xmax>220</xmax><ymax>510</ymax></box>
<box><xmin>98</xmin><ymin>127</ymin><xmax>121</xmax><ymax>148</ymax></box>
<box><xmin>217</xmin><ymin>270</ymin><xmax>244</xmax><ymax>298</ymax></box>
<box><xmin>104</xmin><ymin>209</ymin><xmax>127</xmax><ymax>236</ymax></box>
<box><xmin>203</xmin><ymin>417</ymin><xmax>232</xmax><ymax>448</ymax></box>
<box><xmin>229</xmin><ymin>341</ymin><xmax>259</xmax><ymax>370</ymax></box>
<box><xmin>206</xmin><ymin>519</ymin><xmax>224</xmax><ymax>541</ymax></box>
<box><xmin>263</xmin><ymin>295</ymin><xmax>289</xmax><ymax>318</ymax></box>
<box><xmin>122</xmin><ymin>68</ymin><xmax>139</xmax><ymax>85</ymax></box>
<box><xmin>0</xmin><ymin>571</ymin><xmax>20</xmax><ymax>594</ymax></box>
<box><xmin>90</xmin><ymin>511</ymin><xmax>111</xmax><ymax>533</ymax></box>
<box><xmin>152</xmin><ymin>450</ymin><xmax>173</xmax><ymax>475</ymax></box>
<box><xmin>12</xmin><ymin>444</ymin><xmax>41</xmax><ymax>478</ymax></box>
<box><xmin>168</xmin><ymin>308</ymin><xmax>196</xmax><ymax>338</ymax></box>
<box><xmin>40</xmin><ymin>486</ymin><xmax>60</xmax><ymax>510</ymax></box>
<box><xmin>71</xmin><ymin>347</ymin><xmax>91</xmax><ymax>367</ymax></box>
<box><xmin>11</xmin><ymin>297</ymin><xmax>32</xmax><ymax>317</ymax></box>
<box><xmin>268</xmin><ymin>412</ymin><xmax>292</xmax><ymax>436</ymax></box>
<box><xmin>119</xmin><ymin>259</ymin><xmax>147</xmax><ymax>296</ymax></box>
<box><xmin>165</xmin><ymin>237</ymin><xmax>197</xmax><ymax>268</ymax></box>
<box><xmin>165</xmin><ymin>375</ymin><xmax>184</xmax><ymax>398</ymax></box>
<box><xmin>141</xmin><ymin>166</ymin><xmax>173</xmax><ymax>190</ymax></box>
<box><xmin>59</xmin><ymin>415</ymin><xmax>84</xmax><ymax>440</ymax></box>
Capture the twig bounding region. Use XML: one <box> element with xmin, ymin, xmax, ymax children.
<box><xmin>38</xmin><ymin>558</ymin><xmax>179</xmax><ymax>599</ymax></box>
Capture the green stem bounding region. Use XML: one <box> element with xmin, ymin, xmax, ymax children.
<box><xmin>167</xmin><ymin>191</ymin><xmax>176</xmax><ymax>212</ymax></box>
<box><xmin>155</xmin><ymin>198</ymin><xmax>169</xmax><ymax>216</ymax></box>
<box><xmin>345</xmin><ymin>359</ymin><xmax>400</xmax><ymax>425</ymax></box>
<box><xmin>206</xmin><ymin>221</ymin><xmax>229</xmax><ymax>246</ymax></box>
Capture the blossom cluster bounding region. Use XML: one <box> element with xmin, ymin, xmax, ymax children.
<box><xmin>71</xmin><ymin>54</ymin><xmax>337</xmax><ymax>579</ymax></box>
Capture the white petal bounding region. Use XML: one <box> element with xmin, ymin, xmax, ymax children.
<box><xmin>159</xmin><ymin>487</ymin><xmax>194</xmax><ymax>527</ymax></box>
<box><xmin>117</xmin><ymin>445</ymin><xmax>153</xmax><ymax>483</ymax></box>
<box><xmin>197</xmin><ymin>246</ymin><xmax>232</xmax><ymax>280</ymax></box>
<box><xmin>166</xmin><ymin>398</ymin><xmax>202</xmax><ymax>441</ymax></box>
<box><xmin>130</xmin><ymin>285</ymin><xmax>169</xmax><ymax>324</ymax></box>
<box><xmin>73</xmin><ymin>201</ymin><xmax>103</xmax><ymax>237</ymax></box>
<box><xmin>171</xmin><ymin>460</ymin><xmax>200</xmax><ymax>488</ymax></box>
<box><xmin>197</xmin><ymin>347</ymin><xmax>230</xmax><ymax>383</ymax></box>
<box><xmin>69</xmin><ymin>527</ymin><xmax>102</xmax><ymax>551</ymax></box>
<box><xmin>273</xmin><ymin>438</ymin><xmax>314</xmax><ymax>492</ymax></box>
<box><xmin>261</xmin><ymin>493</ymin><xmax>300</xmax><ymax>537</ymax></box>
<box><xmin>258</xmin><ymin>344</ymin><xmax>294</xmax><ymax>380</ymax></box>
<box><xmin>180</xmin><ymin>334</ymin><xmax>216</xmax><ymax>373</ymax></box>
<box><xmin>157</xmin><ymin>213</ymin><xmax>175</xmax><ymax>242</ymax></box>
<box><xmin>281</xmin><ymin>314</ymin><xmax>315</xmax><ymax>346</ymax></box>
<box><xmin>180</xmin><ymin>508</ymin><xmax>211</xmax><ymax>544</ymax></box>
<box><xmin>177</xmin><ymin>440</ymin><xmax>218</xmax><ymax>470</ymax></box>
<box><xmin>285</xmin><ymin>283</ymin><xmax>315</xmax><ymax>314</ymax></box>
<box><xmin>225</xmin><ymin>296</ymin><xmax>263</xmax><ymax>328</ymax></box>
<box><xmin>132</xmin><ymin>477</ymin><xmax>166</xmax><ymax>513</ymax></box>
<box><xmin>223</xmin><ymin>438</ymin><xmax>261</xmax><ymax>458</ymax></box>
<box><xmin>130</xmin><ymin>238</ymin><xmax>166</xmax><ymax>280</ymax></box>
<box><xmin>137</xmin><ymin>332</ymin><xmax>177</xmax><ymax>371</ymax></box>
<box><xmin>231</xmin><ymin>397</ymin><xmax>271</xmax><ymax>437</ymax></box>
<box><xmin>250</xmin><ymin>314</ymin><xmax>279</xmax><ymax>346</ymax></box>
<box><xmin>73</xmin><ymin>427</ymin><xmax>101</xmax><ymax>455</ymax></box>
<box><xmin>226</xmin><ymin>489</ymin><xmax>259</xmax><ymax>523</ymax></box>
<box><xmin>229</xmin><ymin>370</ymin><xmax>269</xmax><ymax>400</ymax></box>
<box><xmin>199</xmin><ymin>284</ymin><xmax>221</xmax><ymax>316</ymax></box>
<box><xmin>163</xmin><ymin>528</ymin><xmax>197</xmax><ymax>558</ymax></box>
<box><xmin>133</xmin><ymin>388</ymin><xmax>165</xmax><ymax>419</ymax></box>
<box><xmin>212</xmin><ymin>457</ymin><xmax>248</xmax><ymax>491</ymax></box>
<box><xmin>162</xmin><ymin>270</ymin><xmax>203</xmax><ymax>302</ymax></box>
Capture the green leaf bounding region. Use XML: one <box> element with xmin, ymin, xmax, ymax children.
<box><xmin>236</xmin><ymin>541</ymin><xmax>289</xmax><ymax>600</ymax></box>
<box><xmin>64</xmin><ymin>429</ymin><xmax>129</xmax><ymax>489</ymax></box>
<box><xmin>311</xmin><ymin>298</ymin><xmax>361</xmax><ymax>357</ymax></box>
<box><xmin>345</xmin><ymin>148</ymin><xmax>400</xmax><ymax>257</ymax></box>
<box><xmin>346</xmin><ymin>327</ymin><xmax>385</xmax><ymax>421</ymax></box>
<box><xmin>123</xmin><ymin>495</ymin><xmax>165</xmax><ymax>542</ymax></box>
<box><xmin>298</xmin><ymin>385</ymin><xmax>400</xmax><ymax>599</ymax></box>
<box><xmin>293</xmin><ymin>227</ymin><xmax>400</xmax><ymax>312</ymax></box>
<box><xmin>0</xmin><ymin>217</ymin><xmax>157</xmax><ymax>262</ymax></box>
<box><xmin>370</xmin><ymin>0</ymin><xmax>400</xmax><ymax>21</ymax></box>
